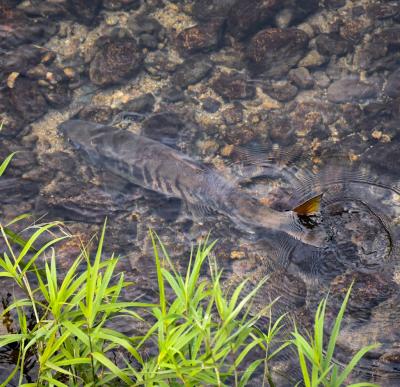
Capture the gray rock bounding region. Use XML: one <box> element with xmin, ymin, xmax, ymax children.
<box><xmin>262</xmin><ymin>81</ymin><xmax>298</xmax><ymax>102</ymax></box>
<box><xmin>288</xmin><ymin>67</ymin><xmax>314</xmax><ymax>89</ymax></box>
<box><xmin>172</xmin><ymin>55</ymin><xmax>213</xmax><ymax>89</ymax></box>
<box><xmin>247</xmin><ymin>28</ymin><xmax>309</xmax><ymax>78</ymax></box>
<box><xmin>212</xmin><ymin>72</ymin><xmax>256</xmax><ymax>101</ymax></box>
<box><xmin>327</xmin><ymin>78</ymin><xmax>379</xmax><ymax>103</ymax></box>
<box><xmin>384</xmin><ymin>69</ymin><xmax>400</xmax><ymax>98</ymax></box>
<box><xmin>121</xmin><ymin>94</ymin><xmax>155</xmax><ymax>113</ymax></box>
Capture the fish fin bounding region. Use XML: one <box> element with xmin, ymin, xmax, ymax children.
<box><xmin>186</xmin><ymin>202</ymin><xmax>216</xmax><ymax>220</ymax></box>
<box><xmin>292</xmin><ymin>194</ymin><xmax>323</xmax><ymax>215</ymax></box>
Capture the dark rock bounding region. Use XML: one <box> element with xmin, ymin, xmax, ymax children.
<box><xmin>262</xmin><ymin>81</ymin><xmax>298</xmax><ymax>102</ymax></box>
<box><xmin>172</xmin><ymin>55</ymin><xmax>213</xmax><ymax>89</ymax></box>
<box><xmin>288</xmin><ymin>67</ymin><xmax>314</xmax><ymax>89</ymax></box>
<box><xmin>375</xmin><ymin>27</ymin><xmax>400</xmax><ymax>48</ymax></box>
<box><xmin>41</xmin><ymin>83</ymin><xmax>72</xmax><ymax>108</ymax></box>
<box><xmin>128</xmin><ymin>15</ymin><xmax>164</xmax><ymax>50</ymax></box>
<box><xmin>78</xmin><ymin>105</ymin><xmax>114</xmax><ymax>124</ymax></box>
<box><xmin>247</xmin><ymin>28</ymin><xmax>309</xmax><ymax>78</ymax></box>
<box><xmin>10</xmin><ymin>78</ymin><xmax>48</xmax><ymax>122</ymax></box>
<box><xmin>212</xmin><ymin>72</ymin><xmax>255</xmax><ymax>101</ymax></box>
<box><xmin>202</xmin><ymin>98</ymin><xmax>221</xmax><ymax>113</ymax></box>
<box><xmin>0</xmin><ymin>5</ymin><xmax>58</xmax><ymax>50</ymax></box>
<box><xmin>161</xmin><ymin>87</ymin><xmax>185</xmax><ymax>103</ymax></box>
<box><xmin>327</xmin><ymin>78</ymin><xmax>379</xmax><ymax>104</ymax></box>
<box><xmin>0</xmin><ymin>177</ymin><xmax>39</xmax><ymax>204</ymax></box>
<box><xmin>89</xmin><ymin>35</ymin><xmax>143</xmax><ymax>86</ymax></box>
<box><xmin>339</xmin><ymin>18</ymin><xmax>373</xmax><ymax>43</ymax></box>
<box><xmin>322</xmin><ymin>0</ymin><xmax>345</xmax><ymax>8</ymax></box>
<box><xmin>0</xmin><ymin>45</ymin><xmax>47</xmax><ymax>76</ymax></box>
<box><xmin>222</xmin><ymin>103</ymin><xmax>243</xmax><ymax>125</ymax></box>
<box><xmin>227</xmin><ymin>0</ymin><xmax>280</xmax><ymax>39</ymax></box>
<box><xmin>142</xmin><ymin>112</ymin><xmax>184</xmax><ymax>143</ymax></box>
<box><xmin>284</xmin><ymin>0</ymin><xmax>319</xmax><ymax>24</ymax></box>
<box><xmin>41</xmin><ymin>151</ymin><xmax>76</xmax><ymax>175</ymax></box>
<box><xmin>144</xmin><ymin>51</ymin><xmax>179</xmax><ymax>79</ymax></box>
<box><xmin>103</xmin><ymin>0</ymin><xmax>141</xmax><ymax>10</ymax></box>
<box><xmin>315</xmin><ymin>33</ymin><xmax>352</xmax><ymax>56</ymax></box>
<box><xmin>191</xmin><ymin>0</ymin><xmax>236</xmax><ymax>20</ymax></box>
<box><xmin>176</xmin><ymin>20</ymin><xmax>224</xmax><ymax>55</ymax></box>
<box><xmin>66</xmin><ymin>0</ymin><xmax>102</xmax><ymax>25</ymax></box>
<box><xmin>384</xmin><ymin>69</ymin><xmax>400</xmax><ymax>98</ymax></box>
<box><xmin>367</xmin><ymin>2</ymin><xmax>400</xmax><ymax>20</ymax></box>
<box><xmin>121</xmin><ymin>93</ymin><xmax>155</xmax><ymax>113</ymax></box>
<box><xmin>331</xmin><ymin>272</ymin><xmax>395</xmax><ymax>318</ymax></box>
<box><xmin>22</xmin><ymin>1</ymin><xmax>68</xmax><ymax>18</ymax></box>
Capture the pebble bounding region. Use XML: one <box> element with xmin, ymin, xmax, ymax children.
<box><xmin>315</xmin><ymin>33</ymin><xmax>352</xmax><ymax>56</ymax></box>
<box><xmin>289</xmin><ymin>67</ymin><xmax>314</xmax><ymax>89</ymax></box>
<box><xmin>247</xmin><ymin>28</ymin><xmax>309</xmax><ymax>78</ymax></box>
<box><xmin>89</xmin><ymin>35</ymin><xmax>143</xmax><ymax>86</ymax></box>
<box><xmin>384</xmin><ymin>69</ymin><xmax>400</xmax><ymax>98</ymax></box>
<box><xmin>298</xmin><ymin>50</ymin><xmax>327</xmax><ymax>68</ymax></box>
<box><xmin>227</xmin><ymin>0</ymin><xmax>280</xmax><ymax>39</ymax></box>
<box><xmin>202</xmin><ymin>98</ymin><xmax>221</xmax><ymax>113</ymax></box>
<box><xmin>327</xmin><ymin>78</ymin><xmax>379</xmax><ymax>103</ymax></box>
<box><xmin>176</xmin><ymin>20</ymin><xmax>224</xmax><ymax>55</ymax></box>
<box><xmin>212</xmin><ymin>72</ymin><xmax>256</xmax><ymax>101</ymax></box>
<box><xmin>262</xmin><ymin>81</ymin><xmax>298</xmax><ymax>102</ymax></box>
<box><xmin>121</xmin><ymin>93</ymin><xmax>156</xmax><ymax>113</ymax></box>
<box><xmin>172</xmin><ymin>55</ymin><xmax>213</xmax><ymax>89</ymax></box>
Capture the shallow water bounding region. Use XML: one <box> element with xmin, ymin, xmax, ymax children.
<box><xmin>1</xmin><ymin>0</ymin><xmax>400</xmax><ymax>385</ymax></box>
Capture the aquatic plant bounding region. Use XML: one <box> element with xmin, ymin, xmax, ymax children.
<box><xmin>291</xmin><ymin>285</ymin><xmax>380</xmax><ymax>387</ymax></box>
<box><xmin>0</xmin><ymin>221</ymin><xmax>151</xmax><ymax>385</ymax></box>
<box><xmin>0</xmin><ymin>219</ymin><xmax>380</xmax><ymax>386</ymax></box>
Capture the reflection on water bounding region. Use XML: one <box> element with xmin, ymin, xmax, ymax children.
<box><xmin>1</xmin><ymin>0</ymin><xmax>400</xmax><ymax>385</ymax></box>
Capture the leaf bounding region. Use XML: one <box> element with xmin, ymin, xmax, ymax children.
<box><xmin>91</xmin><ymin>352</ymin><xmax>133</xmax><ymax>385</ymax></box>
<box><xmin>0</xmin><ymin>152</ymin><xmax>16</xmax><ymax>177</ymax></box>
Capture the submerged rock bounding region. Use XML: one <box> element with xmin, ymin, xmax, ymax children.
<box><xmin>77</xmin><ymin>105</ymin><xmax>114</xmax><ymax>124</ymax></box>
<box><xmin>212</xmin><ymin>72</ymin><xmax>255</xmax><ymax>101</ymax></box>
<box><xmin>191</xmin><ymin>0</ymin><xmax>236</xmax><ymax>20</ymax></box>
<box><xmin>384</xmin><ymin>69</ymin><xmax>400</xmax><ymax>98</ymax></box>
<box><xmin>10</xmin><ymin>78</ymin><xmax>48</xmax><ymax>122</ymax></box>
<box><xmin>172</xmin><ymin>55</ymin><xmax>213</xmax><ymax>89</ymax></box>
<box><xmin>247</xmin><ymin>28</ymin><xmax>309</xmax><ymax>78</ymax></box>
<box><xmin>89</xmin><ymin>34</ymin><xmax>143</xmax><ymax>86</ymax></box>
<box><xmin>121</xmin><ymin>93</ymin><xmax>155</xmax><ymax>113</ymax></box>
<box><xmin>315</xmin><ymin>33</ymin><xmax>352</xmax><ymax>56</ymax></box>
<box><xmin>66</xmin><ymin>0</ymin><xmax>102</xmax><ymax>25</ymax></box>
<box><xmin>176</xmin><ymin>20</ymin><xmax>224</xmax><ymax>55</ymax></box>
<box><xmin>288</xmin><ymin>67</ymin><xmax>314</xmax><ymax>89</ymax></box>
<box><xmin>227</xmin><ymin>0</ymin><xmax>280</xmax><ymax>39</ymax></box>
<box><xmin>103</xmin><ymin>0</ymin><xmax>141</xmax><ymax>10</ymax></box>
<box><xmin>262</xmin><ymin>81</ymin><xmax>298</xmax><ymax>102</ymax></box>
<box><xmin>327</xmin><ymin>78</ymin><xmax>379</xmax><ymax>103</ymax></box>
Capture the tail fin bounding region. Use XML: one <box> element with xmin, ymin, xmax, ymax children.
<box><xmin>293</xmin><ymin>194</ymin><xmax>323</xmax><ymax>216</ymax></box>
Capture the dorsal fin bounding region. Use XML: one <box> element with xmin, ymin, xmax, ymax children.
<box><xmin>293</xmin><ymin>194</ymin><xmax>323</xmax><ymax>215</ymax></box>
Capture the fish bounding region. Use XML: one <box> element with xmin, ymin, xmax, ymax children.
<box><xmin>58</xmin><ymin>119</ymin><xmax>327</xmax><ymax>247</ymax></box>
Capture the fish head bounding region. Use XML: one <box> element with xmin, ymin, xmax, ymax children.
<box><xmin>58</xmin><ymin>119</ymin><xmax>109</xmax><ymax>151</ymax></box>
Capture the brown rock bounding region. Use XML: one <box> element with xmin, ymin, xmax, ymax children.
<box><xmin>327</xmin><ymin>78</ymin><xmax>379</xmax><ymax>103</ymax></box>
<box><xmin>176</xmin><ymin>20</ymin><xmax>224</xmax><ymax>55</ymax></box>
<box><xmin>315</xmin><ymin>33</ymin><xmax>352</xmax><ymax>56</ymax></box>
<box><xmin>247</xmin><ymin>28</ymin><xmax>309</xmax><ymax>78</ymax></box>
<box><xmin>262</xmin><ymin>81</ymin><xmax>298</xmax><ymax>102</ymax></box>
<box><xmin>67</xmin><ymin>0</ymin><xmax>101</xmax><ymax>25</ymax></box>
<box><xmin>89</xmin><ymin>35</ymin><xmax>143</xmax><ymax>86</ymax></box>
<box><xmin>212</xmin><ymin>72</ymin><xmax>255</xmax><ymax>101</ymax></box>
<box><xmin>227</xmin><ymin>0</ymin><xmax>280</xmax><ymax>39</ymax></box>
<box><xmin>288</xmin><ymin>67</ymin><xmax>314</xmax><ymax>89</ymax></box>
<box><xmin>10</xmin><ymin>78</ymin><xmax>48</xmax><ymax>122</ymax></box>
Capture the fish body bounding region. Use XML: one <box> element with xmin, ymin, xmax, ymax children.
<box><xmin>58</xmin><ymin>120</ymin><xmax>326</xmax><ymax>247</ymax></box>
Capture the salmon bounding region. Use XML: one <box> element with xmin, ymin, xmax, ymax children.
<box><xmin>58</xmin><ymin>119</ymin><xmax>327</xmax><ymax>247</ymax></box>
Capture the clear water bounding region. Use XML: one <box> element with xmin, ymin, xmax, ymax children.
<box><xmin>1</xmin><ymin>0</ymin><xmax>400</xmax><ymax>385</ymax></box>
